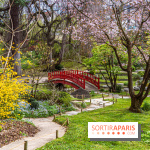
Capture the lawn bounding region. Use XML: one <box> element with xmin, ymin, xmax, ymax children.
<box><xmin>37</xmin><ymin>97</ymin><xmax>150</xmax><ymax>150</ymax></box>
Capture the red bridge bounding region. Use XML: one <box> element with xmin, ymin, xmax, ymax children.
<box><xmin>48</xmin><ymin>70</ymin><xmax>100</xmax><ymax>90</ymax></box>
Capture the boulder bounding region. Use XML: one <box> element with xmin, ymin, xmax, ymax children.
<box><xmin>133</xmin><ymin>86</ymin><xmax>140</xmax><ymax>91</ymax></box>
<box><xmin>71</xmin><ymin>88</ymin><xmax>90</xmax><ymax>99</ymax></box>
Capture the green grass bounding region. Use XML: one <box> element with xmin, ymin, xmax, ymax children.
<box><xmin>71</xmin><ymin>94</ymin><xmax>109</xmax><ymax>101</ymax></box>
<box><xmin>75</xmin><ymin>102</ymin><xmax>91</xmax><ymax>108</ymax></box>
<box><xmin>37</xmin><ymin>97</ymin><xmax>150</xmax><ymax>150</ymax></box>
<box><xmin>103</xmin><ymin>98</ymin><xmax>114</xmax><ymax>102</ymax></box>
<box><xmin>114</xmin><ymin>91</ymin><xmax>139</xmax><ymax>96</ymax></box>
<box><xmin>90</xmin><ymin>93</ymin><xmax>109</xmax><ymax>99</ymax></box>
<box><xmin>71</xmin><ymin>97</ymin><xmax>83</xmax><ymax>101</ymax></box>
<box><xmin>100</xmin><ymin>80</ymin><xmax>136</xmax><ymax>86</ymax></box>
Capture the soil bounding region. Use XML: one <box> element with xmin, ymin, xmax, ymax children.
<box><xmin>0</xmin><ymin>120</ymin><xmax>39</xmax><ymax>148</ymax></box>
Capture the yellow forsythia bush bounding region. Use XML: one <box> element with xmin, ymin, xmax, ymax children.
<box><xmin>0</xmin><ymin>68</ymin><xmax>30</xmax><ymax>119</ymax></box>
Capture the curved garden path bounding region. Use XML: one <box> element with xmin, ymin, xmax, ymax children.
<box><xmin>1</xmin><ymin>117</ymin><xmax>66</xmax><ymax>150</ymax></box>
<box><xmin>1</xmin><ymin>94</ymin><xmax>130</xmax><ymax>150</ymax></box>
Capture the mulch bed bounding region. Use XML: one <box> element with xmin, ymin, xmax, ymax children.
<box><xmin>0</xmin><ymin>120</ymin><xmax>40</xmax><ymax>148</ymax></box>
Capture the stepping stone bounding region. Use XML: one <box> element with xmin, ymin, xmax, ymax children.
<box><xmin>65</xmin><ymin>111</ymin><xmax>79</xmax><ymax>116</ymax></box>
<box><xmin>122</xmin><ymin>96</ymin><xmax>130</xmax><ymax>99</ymax></box>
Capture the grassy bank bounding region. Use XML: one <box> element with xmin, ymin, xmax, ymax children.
<box><xmin>37</xmin><ymin>97</ymin><xmax>150</xmax><ymax>150</ymax></box>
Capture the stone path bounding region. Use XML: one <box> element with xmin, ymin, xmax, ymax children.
<box><xmin>65</xmin><ymin>97</ymin><xmax>114</xmax><ymax>116</ymax></box>
<box><xmin>1</xmin><ymin>94</ymin><xmax>130</xmax><ymax>150</ymax></box>
<box><xmin>1</xmin><ymin>117</ymin><xmax>66</xmax><ymax>150</ymax></box>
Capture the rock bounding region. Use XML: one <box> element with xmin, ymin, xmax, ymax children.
<box><xmin>71</xmin><ymin>88</ymin><xmax>90</xmax><ymax>99</ymax></box>
<box><xmin>133</xmin><ymin>86</ymin><xmax>140</xmax><ymax>91</ymax></box>
<box><xmin>124</xmin><ymin>88</ymin><xmax>129</xmax><ymax>92</ymax></box>
<box><xmin>102</xmin><ymin>85</ymin><xmax>108</xmax><ymax>88</ymax></box>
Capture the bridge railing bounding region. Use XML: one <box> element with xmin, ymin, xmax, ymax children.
<box><xmin>48</xmin><ymin>70</ymin><xmax>100</xmax><ymax>89</ymax></box>
<box><xmin>68</xmin><ymin>70</ymin><xmax>100</xmax><ymax>89</ymax></box>
<box><xmin>48</xmin><ymin>71</ymin><xmax>85</xmax><ymax>89</ymax></box>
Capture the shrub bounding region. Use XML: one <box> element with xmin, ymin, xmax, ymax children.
<box><xmin>124</xmin><ymin>81</ymin><xmax>128</xmax><ymax>86</ymax></box>
<box><xmin>35</xmin><ymin>90</ymin><xmax>52</xmax><ymax>100</ymax></box>
<box><xmin>99</xmin><ymin>88</ymin><xmax>104</xmax><ymax>92</ymax></box>
<box><xmin>0</xmin><ymin>125</ymin><xmax>3</xmax><ymax>132</ymax></box>
<box><xmin>30</xmin><ymin>101</ymin><xmax>39</xmax><ymax>109</ymax></box>
<box><xmin>12</xmin><ymin>108</ymin><xmax>24</xmax><ymax>120</ymax></box>
<box><xmin>133</xmin><ymin>62</ymin><xmax>142</xmax><ymax>69</ymax></box>
<box><xmin>138</xmin><ymin>71</ymin><xmax>144</xmax><ymax>77</ymax></box>
<box><xmin>57</xmin><ymin>92</ymin><xmax>71</xmax><ymax>106</ymax></box>
<box><xmin>133</xmin><ymin>74</ymin><xmax>141</xmax><ymax>80</ymax></box>
<box><xmin>27</xmin><ymin>98</ymin><xmax>36</xmax><ymax>103</ymax></box>
<box><xmin>0</xmin><ymin>68</ymin><xmax>30</xmax><ymax>119</ymax></box>
<box><xmin>62</xmin><ymin>103</ymin><xmax>76</xmax><ymax>111</ymax></box>
<box><xmin>115</xmin><ymin>85</ymin><xmax>122</xmax><ymax>93</ymax></box>
<box><xmin>81</xmin><ymin>102</ymin><xmax>86</xmax><ymax>108</ymax></box>
<box><xmin>89</xmin><ymin>70</ymin><xmax>95</xmax><ymax>75</ymax></box>
<box><xmin>22</xmin><ymin>63</ymin><xmax>29</xmax><ymax>70</ymax></box>
<box><xmin>90</xmin><ymin>91</ymin><xmax>95</xmax><ymax>96</ymax></box>
<box><xmin>142</xmin><ymin>102</ymin><xmax>150</xmax><ymax>111</ymax></box>
<box><xmin>55</xmin><ymin>64</ymin><xmax>64</xmax><ymax>70</ymax></box>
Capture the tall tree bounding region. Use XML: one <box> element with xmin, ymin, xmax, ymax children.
<box><xmin>10</xmin><ymin>0</ymin><xmax>21</xmax><ymax>75</ymax></box>
<box><xmin>33</xmin><ymin>0</ymin><xmax>70</xmax><ymax>70</ymax></box>
<box><xmin>84</xmin><ymin>44</ymin><xmax>121</xmax><ymax>92</ymax></box>
<box><xmin>69</xmin><ymin>0</ymin><xmax>150</xmax><ymax>112</ymax></box>
<box><xmin>0</xmin><ymin>0</ymin><xmax>41</xmax><ymax>75</ymax></box>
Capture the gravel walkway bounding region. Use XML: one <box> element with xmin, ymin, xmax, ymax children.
<box><xmin>1</xmin><ymin>117</ymin><xmax>66</xmax><ymax>150</ymax></box>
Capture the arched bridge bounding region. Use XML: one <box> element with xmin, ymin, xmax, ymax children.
<box><xmin>48</xmin><ymin>70</ymin><xmax>100</xmax><ymax>90</ymax></box>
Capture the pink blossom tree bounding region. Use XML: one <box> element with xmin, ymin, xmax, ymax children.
<box><xmin>69</xmin><ymin>0</ymin><xmax>150</xmax><ymax>112</ymax></box>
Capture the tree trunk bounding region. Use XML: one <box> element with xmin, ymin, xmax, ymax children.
<box><xmin>10</xmin><ymin>0</ymin><xmax>21</xmax><ymax>76</ymax></box>
<box><xmin>129</xmin><ymin>97</ymin><xmax>142</xmax><ymax>113</ymax></box>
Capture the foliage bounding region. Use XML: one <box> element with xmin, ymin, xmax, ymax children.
<box><xmin>0</xmin><ymin>68</ymin><xmax>30</xmax><ymax>119</ymax></box>
<box><xmin>27</xmin><ymin>98</ymin><xmax>36</xmax><ymax>103</ymax></box>
<box><xmin>35</xmin><ymin>90</ymin><xmax>52</xmax><ymax>100</ymax></box>
<box><xmin>133</xmin><ymin>74</ymin><xmax>141</xmax><ymax>81</ymax></box>
<box><xmin>89</xmin><ymin>70</ymin><xmax>95</xmax><ymax>75</ymax></box>
<box><xmin>138</xmin><ymin>71</ymin><xmax>145</xmax><ymax>77</ymax></box>
<box><xmin>81</xmin><ymin>102</ymin><xmax>86</xmax><ymax>108</ymax></box>
<box><xmin>62</xmin><ymin>103</ymin><xmax>76</xmax><ymax>111</ymax></box>
<box><xmin>90</xmin><ymin>91</ymin><xmax>95</xmax><ymax>96</ymax></box>
<box><xmin>99</xmin><ymin>88</ymin><xmax>105</xmax><ymax>92</ymax></box>
<box><xmin>30</xmin><ymin>101</ymin><xmax>39</xmax><ymax>109</ymax></box>
<box><xmin>70</xmin><ymin>0</ymin><xmax>150</xmax><ymax>112</ymax></box>
<box><xmin>15</xmin><ymin>0</ymin><xmax>29</xmax><ymax>6</ymax></box>
<box><xmin>84</xmin><ymin>44</ymin><xmax>120</xmax><ymax>92</ymax></box>
<box><xmin>57</xmin><ymin>91</ymin><xmax>72</xmax><ymax>106</ymax></box>
<box><xmin>55</xmin><ymin>64</ymin><xmax>64</xmax><ymax>70</ymax></box>
<box><xmin>133</xmin><ymin>62</ymin><xmax>143</xmax><ymax>69</ymax></box>
<box><xmin>115</xmin><ymin>84</ymin><xmax>122</xmax><ymax>93</ymax></box>
<box><xmin>0</xmin><ymin>125</ymin><xmax>3</xmax><ymax>132</ymax></box>
<box><xmin>124</xmin><ymin>81</ymin><xmax>128</xmax><ymax>86</ymax></box>
<box><xmin>12</xmin><ymin>108</ymin><xmax>25</xmax><ymax>120</ymax></box>
<box><xmin>21</xmin><ymin>41</ymin><xmax>50</xmax><ymax>71</ymax></box>
<box><xmin>15</xmin><ymin>100</ymin><xmax>75</xmax><ymax>118</ymax></box>
<box><xmin>61</xmin><ymin>61</ymin><xmax>86</xmax><ymax>70</ymax></box>
<box><xmin>142</xmin><ymin>102</ymin><xmax>150</xmax><ymax>111</ymax></box>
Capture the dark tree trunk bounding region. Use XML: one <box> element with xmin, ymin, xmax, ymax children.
<box><xmin>10</xmin><ymin>0</ymin><xmax>21</xmax><ymax>76</ymax></box>
<box><xmin>127</xmin><ymin>47</ymin><xmax>150</xmax><ymax>113</ymax></box>
<box><xmin>129</xmin><ymin>96</ymin><xmax>142</xmax><ymax>113</ymax></box>
<box><xmin>56</xmin><ymin>33</ymin><xmax>66</xmax><ymax>65</ymax></box>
